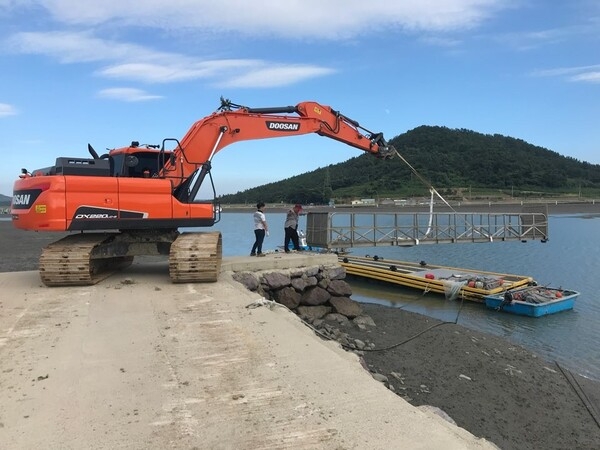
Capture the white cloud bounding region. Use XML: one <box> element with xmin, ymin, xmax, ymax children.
<box><xmin>98</xmin><ymin>59</ymin><xmax>262</xmax><ymax>84</ymax></box>
<box><xmin>6</xmin><ymin>31</ymin><xmax>165</xmax><ymax>63</ymax></box>
<box><xmin>97</xmin><ymin>88</ymin><xmax>163</xmax><ymax>102</ymax></box>
<box><xmin>0</xmin><ymin>1</ymin><xmax>509</xmax><ymax>89</ymax></box>
<box><xmin>532</xmin><ymin>64</ymin><xmax>600</xmax><ymax>84</ymax></box>
<box><xmin>6</xmin><ymin>30</ymin><xmax>335</xmax><ymax>87</ymax></box>
<box><xmin>494</xmin><ymin>19</ymin><xmax>600</xmax><ymax>52</ymax></box>
<box><xmin>0</xmin><ymin>103</ymin><xmax>18</xmax><ymax>117</ymax></box>
<box><xmin>99</xmin><ymin>63</ymin><xmax>210</xmax><ymax>84</ymax></box>
<box><xmin>569</xmin><ymin>71</ymin><xmax>600</xmax><ymax>83</ymax></box>
<box><xmin>217</xmin><ymin>65</ymin><xmax>337</xmax><ymax>88</ymax></box>
<box><xmin>8</xmin><ymin>1</ymin><xmax>506</xmax><ymax>37</ymax></box>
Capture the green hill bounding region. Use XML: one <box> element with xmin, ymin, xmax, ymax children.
<box><xmin>219</xmin><ymin>126</ymin><xmax>600</xmax><ymax>204</ymax></box>
<box><xmin>0</xmin><ymin>194</ymin><xmax>11</xmax><ymax>206</ymax></box>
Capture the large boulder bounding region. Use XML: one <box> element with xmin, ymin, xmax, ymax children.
<box><xmin>317</xmin><ymin>278</ymin><xmax>330</xmax><ymax>289</ymax></box>
<box><xmin>232</xmin><ymin>272</ymin><xmax>259</xmax><ymax>291</ymax></box>
<box><xmin>329</xmin><ymin>296</ymin><xmax>363</xmax><ymax>319</ymax></box>
<box><xmin>327</xmin><ymin>266</ymin><xmax>347</xmax><ymax>280</ymax></box>
<box><xmin>305</xmin><ymin>266</ymin><xmax>320</xmax><ymax>277</ymax></box>
<box><xmin>324</xmin><ymin>313</ymin><xmax>350</xmax><ymax>326</ymax></box>
<box><xmin>296</xmin><ymin>305</ymin><xmax>332</xmax><ymax>322</ymax></box>
<box><xmin>353</xmin><ymin>315</ymin><xmax>376</xmax><ymax>327</ymax></box>
<box><xmin>326</xmin><ymin>279</ymin><xmax>352</xmax><ymax>296</ymax></box>
<box><xmin>272</xmin><ymin>286</ymin><xmax>301</xmax><ymax>309</ymax></box>
<box><xmin>261</xmin><ymin>272</ymin><xmax>291</xmax><ymax>290</ymax></box>
<box><xmin>291</xmin><ymin>276</ymin><xmax>317</xmax><ymax>292</ymax></box>
<box><xmin>300</xmin><ymin>286</ymin><xmax>331</xmax><ymax>306</ymax></box>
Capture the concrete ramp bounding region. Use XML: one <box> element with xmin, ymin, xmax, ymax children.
<box><xmin>0</xmin><ymin>260</ymin><xmax>495</xmax><ymax>449</ymax></box>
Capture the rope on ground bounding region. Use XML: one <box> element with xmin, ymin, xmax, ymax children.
<box><xmin>245</xmin><ymin>297</ymin><xmax>280</xmax><ymax>310</ymax></box>
<box><xmin>555</xmin><ymin>361</ymin><xmax>600</xmax><ymax>429</ymax></box>
<box><xmin>363</xmin><ymin>321</ymin><xmax>447</xmax><ymax>352</ymax></box>
<box><xmin>391</xmin><ymin>292</ymin><xmax>429</xmax><ymax>310</ymax></box>
<box><xmin>362</xmin><ymin>294</ymin><xmax>466</xmax><ymax>353</ymax></box>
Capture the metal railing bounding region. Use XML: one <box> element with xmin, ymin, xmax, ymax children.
<box><xmin>305</xmin><ymin>209</ymin><xmax>548</xmax><ymax>249</ymax></box>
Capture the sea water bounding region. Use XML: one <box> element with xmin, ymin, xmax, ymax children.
<box><xmin>209</xmin><ymin>212</ymin><xmax>600</xmax><ymax>381</ymax></box>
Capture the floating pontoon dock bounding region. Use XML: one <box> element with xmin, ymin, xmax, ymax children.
<box><xmin>338</xmin><ymin>255</ymin><xmax>534</xmax><ymax>302</ymax></box>
<box><xmin>305</xmin><ymin>208</ymin><xmax>547</xmax><ymax>301</ymax></box>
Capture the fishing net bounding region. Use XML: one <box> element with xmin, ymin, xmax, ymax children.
<box><xmin>443</xmin><ymin>280</ymin><xmax>466</xmax><ymax>301</ymax></box>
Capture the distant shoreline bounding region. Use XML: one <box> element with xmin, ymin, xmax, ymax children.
<box><xmin>219</xmin><ymin>200</ymin><xmax>600</xmax><ymax>215</ymax></box>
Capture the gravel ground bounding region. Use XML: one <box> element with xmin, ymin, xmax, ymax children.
<box><xmin>341</xmin><ymin>303</ymin><xmax>600</xmax><ymax>450</ymax></box>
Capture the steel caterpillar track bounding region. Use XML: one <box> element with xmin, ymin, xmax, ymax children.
<box><xmin>39</xmin><ymin>231</ymin><xmax>222</xmax><ymax>286</ymax></box>
<box><xmin>39</xmin><ymin>233</ymin><xmax>131</xmax><ymax>286</ymax></box>
<box><xmin>168</xmin><ymin>232</ymin><xmax>222</xmax><ymax>283</ymax></box>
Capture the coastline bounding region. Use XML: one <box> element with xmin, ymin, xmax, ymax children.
<box><xmin>2</xmin><ymin>209</ymin><xmax>600</xmax><ymax>449</ymax></box>
<box><xmin>218</xmin><ymin>199</ymin><xmax>600</xmax><ymax>215</ymax></box>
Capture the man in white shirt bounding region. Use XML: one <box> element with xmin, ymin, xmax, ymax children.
<box><xmin>251</xmin><ymin>202</ymin><xmax>268</xmax><ymax>256</ymax></box>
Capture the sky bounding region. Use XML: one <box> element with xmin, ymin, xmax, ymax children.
<box><xmin>1</xmin><ymin>1</ymin><xmax>599</xmax><ymax>197</ymax></box>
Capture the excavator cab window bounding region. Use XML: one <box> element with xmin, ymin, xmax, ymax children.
<box><xmin>111</xmin><ymin>151</ymin><xmax>166</xmax><ymax>178</ymax></box>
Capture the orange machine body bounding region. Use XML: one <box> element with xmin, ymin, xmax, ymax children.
<box><xmin>12</xmin><ymin>147</ymin><xmax>214</xmax><ymax>232</ymax></box>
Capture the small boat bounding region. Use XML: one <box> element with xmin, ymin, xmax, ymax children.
<box><xmin>484</xmin><ymin>287</ymin><xmax>579</xmax><ymax>317</ymax></box>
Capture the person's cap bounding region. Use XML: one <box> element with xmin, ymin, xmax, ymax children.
<box><xmin>294</xmin><ymin>203</ymin><xmax>303</xmax><ymax>210</ymax></box>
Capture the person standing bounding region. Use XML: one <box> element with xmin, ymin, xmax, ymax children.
<box><xmin>284</xmin><ymin>203</ymin><xmax>303</xmax><ymax>253</ymax></box>
<box><xmin>251</xmin><ymin>202</ymin><xmax>268</xmax><ymax>257</ymax></box>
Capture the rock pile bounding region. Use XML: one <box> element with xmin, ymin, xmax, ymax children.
<box><xmin>231</xmin><ymin>263</ymin><xmax>377</xmax><ymax>352</ymax></box>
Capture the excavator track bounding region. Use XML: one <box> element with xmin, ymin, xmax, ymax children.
<box><xmin>169</xmin><ymin>232</ymin><xmax>222</xmax><ymax>283</ymax></box>
<box><xmin>39</xmin><ymin>231</ymin><xmax>222</xmax><ymax>286</ymax></box>
<box><xmin>39</xmin><ymin>233</ymin><xmax>134</xmax><ymax>287</ymax></box>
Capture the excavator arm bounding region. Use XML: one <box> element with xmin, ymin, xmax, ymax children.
<box><xmin>160</xmin><ymin>98</ymin><xmax>396</xmax><ymax>188</ymax></box>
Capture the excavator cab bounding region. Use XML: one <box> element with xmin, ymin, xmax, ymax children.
<box><xmin>104</xmin><ymin>142</ymin><xmax>173</xmax><ymax>178</ymax></box>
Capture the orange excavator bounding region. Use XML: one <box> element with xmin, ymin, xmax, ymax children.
<box><xmin>11</xmin><ymin>98</ymin><xmax>396</xmax><ymax>286</ymax></box>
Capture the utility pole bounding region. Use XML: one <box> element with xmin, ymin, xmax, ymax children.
<box><xmin>323</xmin><ymin>167</ymin><xmax>333</xmax><ymax>204</ymax></box>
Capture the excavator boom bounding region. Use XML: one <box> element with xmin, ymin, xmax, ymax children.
<box><xmin>160</xmin><ymin>98</ymin><xmax>395</xmax><ymax>185</ymax></box>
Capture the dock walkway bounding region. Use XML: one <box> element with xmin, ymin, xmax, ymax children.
<box><xmin>0</xmin><ymin>253</ymin><xmax>494</xmax><ymax>449</ymax></box>
<box><xmin>306</xmin><ymin>208</ymin><xmax>548</xmax><ymax>250</ymax></box>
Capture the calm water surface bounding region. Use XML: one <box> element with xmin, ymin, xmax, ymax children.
<box><xmin>211</xmin><ymin>212</ymin><xmax>600</xmax><ymax>381</ymax></box>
